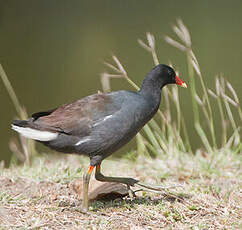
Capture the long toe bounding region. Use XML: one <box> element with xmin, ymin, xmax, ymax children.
<box><xmin>135</xmin><ymin>181</ymin><xmax>183</xmax><ymax>191</ymax></box>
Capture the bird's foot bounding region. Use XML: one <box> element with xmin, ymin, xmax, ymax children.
<box><xmin>126</xmin><ymin>185</ymin><xmax>136</xmax><ymax>200</ymax></box>
<box><xmin>132</xmin><ymin>181</ymin><xmax>183</xmax><ymax>194</ymax></box>
<box><xmin>80</xmin><ymin>206</ymin><xmax>89</xmax><ymax>214</ymax></box>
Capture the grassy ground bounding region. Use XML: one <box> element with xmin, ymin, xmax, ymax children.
<box><xmin>0</xmin><ymin>150</ymin><xmax>241</xmax><ymax>230</ymax></box>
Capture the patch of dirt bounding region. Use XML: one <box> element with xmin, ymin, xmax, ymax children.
<box><xmin>0</xmin><ymin>156</ymin><xmax>241</xmax><ymax>229</ymax></box>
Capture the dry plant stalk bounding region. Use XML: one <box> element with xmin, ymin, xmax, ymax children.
<box><xmin>165</xmin><ymin>19</ymin><xmax>241</xmax><ymax>152</ymax></box>
<box><xmin>0</xmin><ymin>64</ymin><xmax>35</xmax><ymax>165</ymax></box>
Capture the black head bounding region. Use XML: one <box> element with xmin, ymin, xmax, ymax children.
<box><xmin>151</xmin><ymin>64</ymin><xmax>176</xmax><ymax>85</ymax></box>
<box><xmin>140</xmin><ymin>64</ymin><xmax>186</xmax><ymax>92</ymax></box>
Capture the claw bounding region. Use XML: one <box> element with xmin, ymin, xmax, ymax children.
<box><xmin>80</xmin><ymin>206</ymin><xmax>89</xmax><ymax>214</ymax></box>
<box><xmin>126</xmin><ymin>185</ymin><xmax>136</xmax><ymax>199</ymax></box>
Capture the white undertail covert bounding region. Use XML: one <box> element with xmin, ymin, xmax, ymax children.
<box><xmin>11</xmin><ymin>125</ymin><xmax>58</xmax><ymax>141</ymax></box>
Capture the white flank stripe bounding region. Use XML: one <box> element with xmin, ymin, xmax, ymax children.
<box><xmin>75</xmin><ymin>137</ymin><xmax>91</xmax><ymax>146</ymax></box>
<box><xmin>12</xmin><ymin>125</ymin><xmax>58</xmax><ymax>141</ymax></box>
<box><xmin>93</xmin><ymin>114</ymin><xmax>113</xmax><ymax>127</ymax></box>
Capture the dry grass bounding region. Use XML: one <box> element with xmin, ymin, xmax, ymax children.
<box><xmin>102</xmin><ymin>20</ymin><xmax>241</xmax><ymax>158</ymax></box>
<box><xmin>0</xmin><ymin>151</ymin><xmax>241</xmax><ymax>230</ymax></box>
<box><xmin>0</xmin><ymin>64</ymin><xmax>36</xmax><ymax>165</ymax></box>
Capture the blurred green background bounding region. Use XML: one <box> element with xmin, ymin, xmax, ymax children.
<box><xmin>0</xmin><ymin>0</ymin><xmax>241</xmax><ymax>164</ymax></box>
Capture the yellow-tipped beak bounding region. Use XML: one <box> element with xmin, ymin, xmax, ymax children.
<box><xmin>175</xmin><ymin>75</ymin><xmax>187</xmax><ymax>88</ymax></box>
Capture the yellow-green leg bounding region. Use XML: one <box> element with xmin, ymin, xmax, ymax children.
<box><xmin>81</xmin><ymin>165</ymin><xmax>94</xmax><ymax>212</ymax></box>
<box><xmin>95</xmin><ymin>164</ymin><xmax>138</xmax><ymax>185</ymax></box>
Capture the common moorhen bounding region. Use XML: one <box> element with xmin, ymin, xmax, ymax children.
<box><xmin>12</xmin><ymin>64</ymin><xmax>187</xmax><ymax>212</ymax></box>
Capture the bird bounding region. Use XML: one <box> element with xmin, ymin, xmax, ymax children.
<box><xmin>12</xmin><ymin>64</ymin><xmax>187</xmax><ymax>212</ymax></box>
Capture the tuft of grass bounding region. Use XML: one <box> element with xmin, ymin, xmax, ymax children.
<box><xmin>0</xmin><ymin>64</ymin><xmax>37</xmax><ymax>165</ymax></box>
<box><xmin>101</xmin><ymin>19</ymin><xmax>241</xmax><ymax>159</ymax></box>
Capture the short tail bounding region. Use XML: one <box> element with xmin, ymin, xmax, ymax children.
<box><xmin>11</xmin><ymin>119</ymin><xmax>58</xmax><ymax>141</ymax></box>
<box><xmin>12</xmin><ymin>119</ymin><xmax>30</xmax><ymax>128</ymax></box>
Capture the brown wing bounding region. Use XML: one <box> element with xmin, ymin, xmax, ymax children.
<box><xmin>32</xmin><ymin>93</ymin><xmax>120</xmax><ymax>137</ymax></box>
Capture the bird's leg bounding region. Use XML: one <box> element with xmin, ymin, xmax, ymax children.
<box><xmin>95</xmin><ymin>164</ymin><xmax>139</xmax><ymax>186</ymax></box>
<box><xmin>81</xmin><ymin>165</ymin><xmax>94</xmax><ymax>213</ymax></box>
<box><xmin>95</xmin><ymin>164</ymin><xmax>182</xmax><ymax>193</ymax></box>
